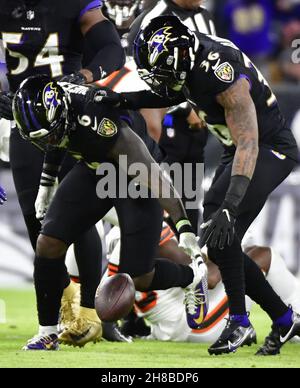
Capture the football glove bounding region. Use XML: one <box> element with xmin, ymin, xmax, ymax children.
<box><xmin>179</xmin><ymin>232</ymin><xmax>202</xmax><ymax>260</ymax></box>
<box><xmin>0</xmin><ymin>91</ymin><xmax>14</xmax><ymax>121</ymax></box>
<box><xmin>0</xmin><ymin>185</ymin><xmax>7</xmax><ymax>205</ymax></box>
<box><xmin>35</xmin><ymin>183</ymin><xmax>57</xmax><ymax>221</ymax></box>
<box><xmin>200</xmin><ymin>202</ymin><xmax>237</xmax><ymax>250</ymax></box>
<box><xmin>92</xmin><ymin>87</ymin><xmax>122</xmax><ymax>107</ymax></box>
<box><xmin>59</xmin><ymin>71</ymin><xmax>87</xmax><ymax>85</ymax></box>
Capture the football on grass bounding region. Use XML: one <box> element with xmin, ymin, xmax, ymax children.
<box><xmin>95</xmin><ymin>273</ymin><xmax>136</xmax><ymax>322</ymax></box>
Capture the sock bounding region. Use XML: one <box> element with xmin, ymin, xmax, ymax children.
<box><xmin>274</xmin><ymin>308</ymin><xmax>293</xmax><ymax>328</ymax></box>
<box><xmin>244</xmin><ymin>253</ymin><xmax>289</xmax><ymax>321</ymax></box>
<box><xmin>34</xmin><ymin>255</ymin><xmax>70</xmax><ymax>326</ymax></box>
<box><xmin>74</xmin><ymin>226</ymin><xmax>102</xmax><ymax>309</ymax></box>
<box><xmin>148</xmin><ymin>259</ymin><xmax>194</xmax><ymax>290</ymax></box>
<box><xmin>230</xmin><ymin>314</ymin><xmax>250</xmax><ymax>328</ymax></box>
<box><xmin>266</xmin><ymin>249</ymin><xmax>300</xmax><ymax>313</ymax></box>
<box><xmin>208</xmin><ymin>237</ymin><xmax>246</xmax><ymax>315</ymax></box>
<box><xmin>38</xmin><ymin>325</ymin><xmax>58</xmax><ymax>336</ymax></box>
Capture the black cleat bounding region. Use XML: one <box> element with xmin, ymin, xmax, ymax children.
<box><xmin>279</xmin><ymin>311</ymin><xmax>300</xmax><ymax>345</ymax></box>
<box><xmin>208</xmin><ymin>318</ymin><xmax>257</xmax><ymax>355</ymax></box>
<box><xmin>256</xmin><ymin>311</ymin><xmax>300</xmax><ymax>356</ymax></box>
<box><xmin>120</xmin><ymin>316</ymin><xmax>151</xmax><ymax>338</ymax></box>
<box><xmin>256</xmin><ymin>325</ymin><xmax>281</xmax><ymax>356</ymax></box>
<box><xmin>102</xmin><ymin>321</ymin><xmax>132</xmax><ymax>343</ymax></box>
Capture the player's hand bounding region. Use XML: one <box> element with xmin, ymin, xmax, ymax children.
<box><xmin>0</xmin><ymin>92</ymin><xmax>14</xmax><ymax>121</ymax></box>
<box><xmin>92</xmin><ymin>87</ymin><xmax>122</xmax><ymax>107</ymax></box>
<box><xmin>0</xmin><ymin>185</ymin><xmax>7</xmax><ymax>205</ymax></box>
<box><xmin>179</xmin><ymin>232</ymin><xmax>202</xmax><ymax>260</ymax></box>
<box><xmin>59</xmin><ymin>71</ymin><xmax>87</xmax><ymax>85</ymax></box>
<box><xmin>35</xmin><ymin>184</ymin><xmax>57</xmax><ymax>221</ymax></box>
<box><xmin>200</xmin><ymin>202</ymin><xmax>237</xmax><ymax>250</ymax></box>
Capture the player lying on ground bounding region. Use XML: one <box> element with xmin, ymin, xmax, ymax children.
<box><xmin>94</xmin><ymin>15</ymin><xmax>300</xmax><ymax>355</ymax></box>
<box><xmin>12</xmin><ymin>75</ymin><xmax>208</xmax><ymax>350</ymax></box>
<box><xmin>105</xmin><ymin>223</ymin><xmax>300</xmax><ymax>355</ymax></box>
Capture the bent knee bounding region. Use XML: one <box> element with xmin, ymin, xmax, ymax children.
<box><xmin>36</xmin><ymin>234</ymin><xmax>67</xmax><ymax>258</ymax></box>
<box><xmin>133</xmin><ymin>270</ymin><xmax>155</xmax><ymax>292</ymax></box>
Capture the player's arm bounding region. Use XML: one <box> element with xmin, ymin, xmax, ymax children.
<box><xmin>201</xmin><ymin>78</ymin><xmax>258</xmax><ymax>250</ymax></box>
<box><xmin>93</xmin><ymin>87</ymin><xmax>186</xmax><ymax>109</ymax></box>
<box><xmin>109</xmin><ymin>124</ymin><xmax>202</xmax><ymax>259</ymax></box>
<box><xmin>64</xmin><ymin>4</ymin><xmax>125</xmax><ymax>84</ymax></box>
<box><xmin>216</xmin><ymin>77</ymin><xmax>259</xmax><ymax>200</ymax></box>
<box><xmin>35</xmin><ymin>148</ymin><xmax>66</xmax><ymax>220</ymax></box>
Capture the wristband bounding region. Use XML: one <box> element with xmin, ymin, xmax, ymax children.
<box><xmin>224</xmin><ymin>175</ymin><xmax>251</xmax><ymax>214</ymax></box>
<box><xmin>176</xmin><ymin>218</ymin><xmax>194</xmax><ymax>234</ymax></box>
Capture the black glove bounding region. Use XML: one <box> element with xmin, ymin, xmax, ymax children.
<box><xmin>92</xmin><ymin>87</ymin><xmax>123</xmax><ymax>107</ymax></box>
<box><xmin>0</xmin><ymin>91</ymin><xmax>14</xmax><ymax>120</ymax></box>
<box><xmin>59</xmin><ymin>71</ymin><xmax>87</xmax><ymax>85</ymax></box>
<box><xmin>200</xmin><ymin>202</ymin><xmax>237</xmax><ymax>250</ymax></box>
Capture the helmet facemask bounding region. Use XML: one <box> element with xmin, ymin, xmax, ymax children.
<box><xmin>105</xmin><ymin>0</ymin><xmax>141</xmax><ymax>28</ymax></box>
<box><xmin>134</xmin><ymin>18</ymin><xmax>196</xmax><ymax>98</ymax></box>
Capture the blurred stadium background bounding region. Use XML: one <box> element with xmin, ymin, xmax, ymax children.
<box><xmin>1</xmin><ymin>0</ymin><xmax>300</xmax><ymax>287</ymax></box>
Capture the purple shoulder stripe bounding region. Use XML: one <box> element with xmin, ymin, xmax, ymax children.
<box><xmin>79</xmin><ymin>0</ymin><xmax>102</xmax><ymax>19</ymax></box>
<box><xmin>239</xmin><ymin>74</ymin><xmax>252</xmax><ymax>90</ymax></box>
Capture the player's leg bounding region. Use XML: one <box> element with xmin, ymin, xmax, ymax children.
<box><xmin>24</xmin><ymin>163</ymin><xmax>112</xmax><ymax>350</ymax></box>
<box><xmin>204</xmin><ymin>147</ymin><xmax>299</xmax><ymax>354</ymax></box>
<box><xmin>115</xmin><ymin>196</ymin><xmax>195</xmax><ymax>291</ymax></box>
<box><xmin>115</xmin><ymin>195</ymin><xmax>208</xmax><ymax>331</ymax></box>
<box><xmin>9</xmin><ymin>126</ymin><xmax>43</xmax><ymax>249</ymax></box>
<box><xmin>60</xmin><ymin>154</ymin><xmax>102</xmax><ymax>318</ymax></box>
<box><xmin>247</xmin><ymin>246</ymin><xmax>300</xmax><ymax>355</ymax></box>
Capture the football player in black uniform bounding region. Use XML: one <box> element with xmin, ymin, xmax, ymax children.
<box><xmin>126</xmin><ymin>0</ymin><xmax>215</xmax><ymax>233</ymax></box>
<box><xmin>0</xmin><ymin>0</ymin><xmax>125</xmax><ymax>346</ymax></box>
<box><xmin>94</xmin><ymin>16</ymin><xmax>300</xmax><ymax>355</ymax></box>
<box><xmin>12</xmin><ymin>75</ymin><xmax>208</xmax><ymax>350</ymax></box>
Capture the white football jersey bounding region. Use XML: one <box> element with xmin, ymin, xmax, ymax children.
<box><xmin>96</xmin><ymin>58</ymin><xmax>149</xmax><ymax>93</ymax></box>
<box><xmin>105</xmin><ymin>226</ymin><xmax>253</xmax><ymax>343</ymax></box>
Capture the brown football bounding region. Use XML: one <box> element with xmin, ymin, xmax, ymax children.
<box><xmin>95</xmin><ymin>273</ymin><xmax>136</xmax><ymax>322</ymax></box>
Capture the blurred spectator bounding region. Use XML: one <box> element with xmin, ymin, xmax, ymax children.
<box><xmin>216</xmin><ymin>0</ymin><xmax>276</xmax><ymax>61</ymax></box>
<box><xmin>275</xmin><ymin>1</ymin><xmax>300</xmax><ymax>82</ymax></box>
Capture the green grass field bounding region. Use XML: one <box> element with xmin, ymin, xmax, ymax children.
<box><xmin>0</xmin><ymin>288</ymin><xmax>299</xmax><ymax>368</ymax></box>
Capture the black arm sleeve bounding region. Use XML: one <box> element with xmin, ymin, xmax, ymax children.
<box><xmin>121</xmin><ymin>90</ymin><xmax>186</xmax><ymax>110</ymax></box>
<box><xmin>41</xmin><ymin>147</ymin><xmax>67</xmax><ymax>186</ymax></box>
<box><xmin>83</xmin><ymin>20</ymin><xmax>125</xmax><ymax>81</ymax></box>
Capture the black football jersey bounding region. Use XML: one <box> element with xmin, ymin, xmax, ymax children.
<box><xmin>61</xmin><ymin>83</ymin><xmax>162</xmax><ymax>168</ymax></box>
<box><xmin>127</xmin><ymin>0</ymin><xmax>215</xmax><ymax>55</ymax></box>
<box><xmin>0</xmin><ymin>0</ymin><xmax>102</xmax><ymax>92</ymax></box>
<box><xmin>185</xmin><ymin>33</ymin><xmax>298</xmax><ymax>161</ymax></box>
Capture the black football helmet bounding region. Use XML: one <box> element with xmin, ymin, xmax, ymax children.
<box><xmin>133</xmin><ymin>15</ymin><xmax>196</xmax><ymax>97</ymax></box>
<box><xmin>12</xmin><ymin>75</ymin><xmax>69</xmax><ymax>151</ymax></box>
<box><xmin>105</xmin><ymin>0</ymin><xmax>142</xmax><ymax>27</ymax></box>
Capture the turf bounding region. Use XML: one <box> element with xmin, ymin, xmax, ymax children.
<box><xmin>0</xmin><ymin>289</ymin><xmax>299</xmax><ymax>368</ymax></box>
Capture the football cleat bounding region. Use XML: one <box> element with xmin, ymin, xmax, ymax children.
<box><xmin>184</xmin><ymin>256</ymin><xmax>209</xmax><ymax>329</ymax></box>
<box><xmin>102</xmin><ymin>321</ymin><xmax>133</xmax><ymax>343</ymax></box>
<box><xmin>58</xmin><ymin>307</ymin><xmax>102</xmax><ymax>347</ymax></box>
<box><xmin>279</xmin><ymin>311</ymin><xmax>300</xmax><ymax>345</ymax></box>
<box><xmin>23</xmin><ymin>334</ymin><xmax>59</xmax><ymax>351</ymax></box>
<box><xmin>256</xmin><ymin>311</ymin><xmax>300</xmax><ymax>356</ymax></box>
<box><xmin>255</xmin><ymin>325</ymin><xmax>281</xmax><ymax>356</ymax></box>
<box><xmin>59</xmin><ymin>281</ymin><xmax>80</xmax><ymax>332</ymax></box>
<box><xmin>208</xmin><ymin>317</ymin><xmax>257</xmax><ymax>355</ymax></box>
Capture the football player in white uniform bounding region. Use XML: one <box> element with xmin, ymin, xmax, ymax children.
<box><xmin>104</xmin><ymin>223</ymin><xmax>300</xmax><ymax>353</ymax></box>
